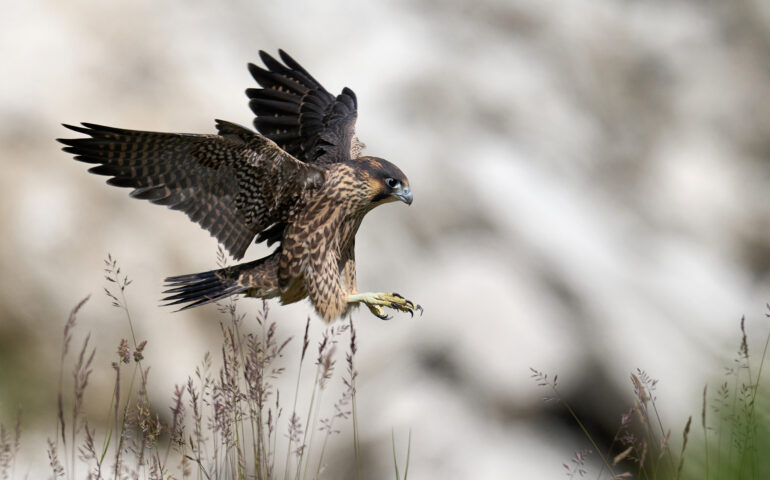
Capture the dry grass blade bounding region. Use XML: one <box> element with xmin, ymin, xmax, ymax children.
<box><xmin>630</xmin><ymin>373</ymin><xmax>648</xmax><ymax>405</ymax></box>
<box><xmin>612</xmin><ymin>446</ymin><xmax>633</xmax><ymax>466</ymax></box>
<box><xmin>62</xmin><ymin>295</ymin><xmax>91</xmax><ymax>360</ymax></box>
<box><xmin>676</xmin><ymin>416</ymin><xmax>691</xmax><ymax>479</ymax></box>
<box><xmin>47</xmin><ymin>438</ymin><xmax>65</xmax><ymax>479</ymax></box>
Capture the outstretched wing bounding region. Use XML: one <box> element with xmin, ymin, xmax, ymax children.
<box><xmin>58</xmin><ymin>120</ymin><xmax>324</xmax><ymax>260</ymax></box>
<box><xmin>246</xmin><ymin>49</ymin><xmax>361</xmax><ymax>164</ymax></box>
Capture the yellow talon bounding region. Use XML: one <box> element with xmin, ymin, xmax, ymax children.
<box><xmin>348</xmin><ymin>292</ymin><xmax>422</xmax><ymax>320</ymax></box>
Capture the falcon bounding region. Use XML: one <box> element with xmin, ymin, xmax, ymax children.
<box><xmin>58</xmin><ymin>49</ymin><xmax>420</xmax><ymax>322</ymax></box>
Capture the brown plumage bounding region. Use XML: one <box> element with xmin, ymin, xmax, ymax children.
<box><xmin>58</xmin><ymin>50</ymin><xmax>420</xmax><ymax>322</ymax></box>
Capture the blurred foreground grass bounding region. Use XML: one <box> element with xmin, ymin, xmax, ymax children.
<box><xmin>0</xmin><ymin>254</ymin><xmax>766</xmax><ymax>479</ymax></box>
<box><xmin>0</xmin><ymin>255</ymin><xmax>376</xmax><ymax>480</ymax></box>
<box><xmin>534</xmin><ymin>313</ymin><xmax>770</xmax><ymax>479</ymax></box>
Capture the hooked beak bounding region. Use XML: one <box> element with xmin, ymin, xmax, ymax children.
<box><xmin>395</xmin><ymin>185</ymin><xmax>413</xmax><ymax>205</ymax></box>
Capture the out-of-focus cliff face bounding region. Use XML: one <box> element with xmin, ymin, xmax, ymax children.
<box><xmin>2</xmin><ymin>0</ymin><xmax>770</xmax><ymax>478</ymax></box>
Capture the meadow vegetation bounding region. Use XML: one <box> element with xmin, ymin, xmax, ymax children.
<box><xmin>0</xmin><ymin>253</ymin><xmax>766</xmax><ymax>479</ymax></box>
<box><xmin>532</xmin><ymin>312</ymin><xmax>770</xmax><ymax>479</ymax></box>
<box><xmin>1</xmin><ymin>254</ymin><xmax>380</xmax><ymax>480</ymax></box>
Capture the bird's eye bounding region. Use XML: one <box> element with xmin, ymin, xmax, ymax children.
<box><xmin>385</xmin><ymin>178</ymin><xmax>400</xmax><ymax>189</ymax></box>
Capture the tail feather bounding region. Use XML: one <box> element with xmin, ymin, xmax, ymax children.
<box><xmin>162</xmin><ymin>256</ymin><xmax>275</xmax><ymax>311</ymax></box>
<box><xmin>162</xmin><ymin>267</ymin><xmax>247</xmax><ymax>311</ymax></box>
<box><xmin>163</xmin><ymin>285</ymin><xmax>232</xmax><ymax>303</ymax></box>
<box><xmin>164</xmin><ymin>274</ymin><xmax>223</xmax><ymax>295</ymax></box>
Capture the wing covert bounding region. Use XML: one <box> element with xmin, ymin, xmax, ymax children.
<box><xmin>58</xmin><ymin>121</ymin><xmax>324</xmax><ymax>260</ymax></box>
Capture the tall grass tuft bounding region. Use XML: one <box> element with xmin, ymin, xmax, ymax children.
<box><xmin>0</xmin><ymin>408</ymin><xmax>22</xmax><ymax>480</ymax></box>
<box><xmin>533</xmin><ymin>308</ymin><xmax>770</xmax><ymax>479</ymax></box>
<box><xmin>4</xmin><ymin>253</ymin><xmax>367</xmax><ymax>479</ymax></box>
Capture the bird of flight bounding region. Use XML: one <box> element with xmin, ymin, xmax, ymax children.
<box><xmin>58</xmin><ymin>50</ymin><xmax>420</xmax><ymax>322</ymax></box>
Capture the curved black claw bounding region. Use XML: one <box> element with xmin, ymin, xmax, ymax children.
<box><xmin>367</xmin><ymin>304</ymin><xmax>392</xmax><ymax>321</ymax></box>
<box><xmin>361</xmin><ymin>292</ymin><xmax>421</xmax><ymax>320</ymax></box>
<box><xmin>387</xmin><ymin>293</ymin><xmax>421</xmax><ymax>318</ymax></box>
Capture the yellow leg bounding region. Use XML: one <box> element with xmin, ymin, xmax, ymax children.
<box><xmin>348</xmin><ymin>292</ymin><xmax>422</xmax><ymax>320</ymax></box>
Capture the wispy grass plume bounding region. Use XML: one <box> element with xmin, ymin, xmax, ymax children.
<box><xmin>25</xmin><ymin>252</ymin><xmax>371</xmax><ymax>480</ymax></box>
<box><xmin>533</xmin><ymin>309</ymin><xmax>770</xmax><ymax>479</ymax></box>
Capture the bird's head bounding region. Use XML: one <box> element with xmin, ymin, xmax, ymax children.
<box><xmin>357</xmin><ymin>156</ymin><xmax>412</xmax><ymax>206</ymax></box>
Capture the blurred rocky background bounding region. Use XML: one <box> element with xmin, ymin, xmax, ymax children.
<box><xmin>2</xmin><ymin>0</ymin><xmax>770</xmax><ymax>478</ymax></box>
